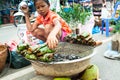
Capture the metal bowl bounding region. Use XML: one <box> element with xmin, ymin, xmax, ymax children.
<box><xmin>31</xmin><ymin>42</ymin><xmax>96</xmax><ymax>77</ymax></box>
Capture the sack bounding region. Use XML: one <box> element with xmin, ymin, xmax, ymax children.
<box><xmin>8</xmin><ymin>51</ymin><xmax>31</xmax><ymax>69</ymax></box>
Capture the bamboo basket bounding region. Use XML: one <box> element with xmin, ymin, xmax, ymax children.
<box><xmin>31</xmin><ymin>42</ymin><xmax>95</xmax><ymax>77</ymax></box>
<box><xmin>0</xmin><ymin>45</ymin><xmax>7</xmax><ymax>72</ymax></box>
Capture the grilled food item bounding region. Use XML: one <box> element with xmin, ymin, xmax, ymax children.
<box><xmin>64</xmin><ymin>32</ymin><xmax>99</xmax><ymax>46</ymax></box>
<box><xmin>17</xmin><ymin>43</ymin><xmax>55</xmax><ymax>62</ymax></box>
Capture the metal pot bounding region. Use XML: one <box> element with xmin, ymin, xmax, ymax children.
<box><xmin>31</xmin><ymin>42</ymin><xmax>95</xmax><ymax>77</ymax></box>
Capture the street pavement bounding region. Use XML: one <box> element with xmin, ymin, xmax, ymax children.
<box><xmin>91</xmin><ymin>41</ymin><xmax>120</xmax><ymax>80</ymax></box>
<box><xmin>0</xmin><ymin>24</ymin><xmax>120</xmax><ymax>80</ymax></box>
<box><xmin>0</xmin><ymin>24</ymin><xmax>18</xmax><ymax>43</ymax></box>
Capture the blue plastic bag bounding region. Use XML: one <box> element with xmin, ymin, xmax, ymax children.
<box><xmin>92</xmin><ymin>26</ymin><xmax>100</xmax><ymax>34</ymax></box>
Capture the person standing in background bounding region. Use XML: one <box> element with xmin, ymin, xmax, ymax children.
<box><xmin>92</xmin><ymin>0</ymin><xmax>106</xmax><ymax>18</ymax></box>
<box><xmin>91</xmin><ymin>0</ymin><xmax>106</xmax><ymax>30</ymax></box>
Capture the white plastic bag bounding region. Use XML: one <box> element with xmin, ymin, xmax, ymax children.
<box><xmin>17</xmin><ymin>24</ymin><xmax>40</xmax><ymax>46</ymax></box>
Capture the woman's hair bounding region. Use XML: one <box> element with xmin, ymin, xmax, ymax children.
<box><xmin>34</xmin><ymin>0</ymin><xmax>50</xmax><ymax>6</ymax></box>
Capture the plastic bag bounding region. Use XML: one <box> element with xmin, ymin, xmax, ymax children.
<box><xmin>17</xmin><ymin>25</ymin><xmax>40</xmax><ymax>46</ymax></box>
<box><xmin>6</xmin><ymin>40</ymin><xmax>31</xmax><ymax>69</ymax></box>
<box><xmin>9</xmin><ymin>51</ymin><xmax>31</xmax><ymax>69</ymax></box>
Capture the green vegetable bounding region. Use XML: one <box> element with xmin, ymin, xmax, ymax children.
<box><xmin>57</xmin><ymin>3</ymin><xmax>91</xmax><ymax>25</ymax></box>
<box><xmin>39</xmin><ymin>57</ymin><xmax>49</xmax><ymax>62</ymax></box>
<box><xmin>25</xmin><ymin>54</ymin><xmax>30</xmax><ymax>59</ymax></box>
<box><xmin>39</xmin><ymin>46</ymin><xmax>49</xmax><ymax>53</ymax></box>
<box><xmin>39</xmin><ymin>45</ymin><xmax>55</xmax><ymax>53</ymax></box>
<box><xmin>17</xmin><ymin>44</ymin><xmax>29</xmax><ymax>51</ymax></box>
<box><xmin>53</xmin><ymin>77</ymin><xmax>71</xmax><ymax>80</ymax></box>
<box><xmin>39</xmin><ymin>53</ymin><xmax>54</xmax><ymax>62</ymax></box>
<box><xmin>25</xmin><ymin>54</ymin><xmax>37</xmax><ymax>60</ymax></box>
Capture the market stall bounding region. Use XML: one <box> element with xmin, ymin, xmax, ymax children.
<box><xmin>0</xmin><ymin>0</ymin><xmax>20</xmax><ymax>24</ymax></box>
<box><xmin>0</xmin><ymin>1</ymin><xmax>102</xmax><ymax>80</ymax></box>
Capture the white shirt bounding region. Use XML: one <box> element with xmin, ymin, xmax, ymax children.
<box><xmin>101</xmin><ymin>7</ymin><xmax>111</xmax><ymax>18</ymax></box>
<box><xmin>49</xmin><ymin>0</ymin><xmax>61</xmax><ymax>12</ymax></box>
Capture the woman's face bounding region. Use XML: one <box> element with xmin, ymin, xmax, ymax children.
<box><xmin>35</xmin><ymin>0</ymin><xmax>49</xmax><ymax>17</ymax></box>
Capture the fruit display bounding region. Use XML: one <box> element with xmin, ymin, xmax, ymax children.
<box><xmin>64</xmin><ymin>32</ymin><xmax>97</xmax><ymax>46</ymax></box>
<box><xmin>16</xmin><ymin>32</ymin><xmax>96</xmax><ymax>63</ymax></box>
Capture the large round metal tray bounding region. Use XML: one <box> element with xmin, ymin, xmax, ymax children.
<box><xmin>31</xmin><ymin>42</ymin><xmax>96</xmax><ymax>77</ymax></box>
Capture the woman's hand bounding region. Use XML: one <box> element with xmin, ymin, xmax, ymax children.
<box><xmin>46</xmin><ymin>34</ymin><xmax>58</xmax><ymax>49</ymax></box>
<box><xmin>20</xmin><ymin>5</ymin><xmax>29</xmax><ymax>14</ymax></box>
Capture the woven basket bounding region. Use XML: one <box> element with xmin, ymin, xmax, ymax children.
<box><xmin>31</xmin><ymin>42</ymin><xmax>95</xmax><ymax>77</ymax></box>
<box><xmin>0</xmin><ymin>45</ymin><xmax>7</xmax><ymax>72</ymax></box>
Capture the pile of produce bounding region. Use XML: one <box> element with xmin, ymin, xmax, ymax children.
<box><xmin>64</xmin><ymin>32</ymin><xmax>96</xmax><ymax>46</ymax></box>
<box><xmin>53</xmin><ymin>64</ymin><xmax>99</xmax><ymax>80</ymax></box>
<box><xmin>16</xmin><ymin>32</ymin><xmax>95</xmax><ymax>62</ymax></box>
<box><xmin>16</xmin><ymin>43</ymin><xmax>81</xmax><ymax>62</ymax></box>
<box><xmin>17</xmin><ymin>43</ymin><xmax>55</xmax><ymax>62</ymax></box>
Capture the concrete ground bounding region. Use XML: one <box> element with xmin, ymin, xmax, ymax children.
<box><xmin>0</xmin><ymin>24</ymin><xmax>120</xmax><ymax>80</ymax></box>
